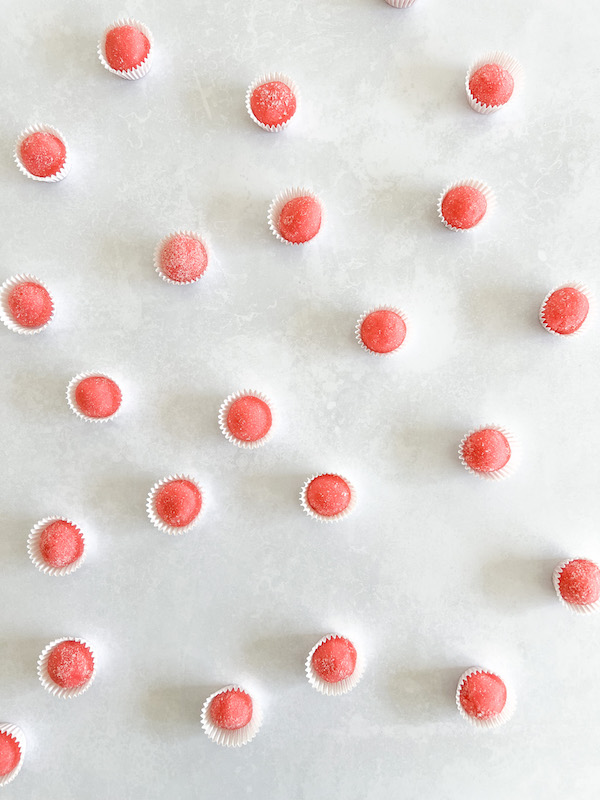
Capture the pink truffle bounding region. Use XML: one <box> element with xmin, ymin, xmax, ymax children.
<box><xmin>209</xmin><ymin>689</ymin><xmax>253</xmax><ymax>731</ymax></box>
<box><xmin>540</xmin><ymin>286</ymin><xmax>589</xmax><ymax>336</ymax></box>
<box><xmin>157</xmin><ymin>233</ymin><xmax>208</xmax><ymax>284</ymax></box>
<box><xmin>226</xmin><ymin>395</ymin><xmax>272</xmax><ymax>443</ymax></box>
<box><xmin>6</xmin><ymin>282</ymin><xmax>53</xmax><ymax>329</ymax></box>
<box><xmin>278</xmin><ymin>196</ymin><xmax>322</xmax><ymax>243</ymax></box>
<box><xmin>73</xmin><ymin>376</ymin><xmax>122</xmax><ymax>420</ymax></box>
<box><xmin>311</xmin><ymin>636</ymin><xmax>357</xmax><ymax>683</ymax></box>
<box><xmin>460</xmin><ymin>428</ymin><xmax>511</xmax><ymax>476</ymax></box>
<box><xmin>250</xmin><ymin>81</ymin><xmax>297</xmax><ymax>128</ymax></box>
<box><xmin>440</xmin><ymin>185</ymin><xmax>488</xmax><ymax>230</ymax></box>
<box><xmin>305</xmin><ymin>474</ymin><xmax>352</xmax><ymax>518</ymax></box>
<box><xmin>154</xmin><ymin>479</ymin><xmax>202</xmax><ymax>528</ymax></box>
<box><xmin>19</xmin><ymin>132</ymin><xmax>66</xmax><ymax>178</ymax></box>
<box><xmin>556</xmin><ymin>559</ymin><xmax>600</xmax><ymax>607</ymax></box>
<box><xmin>0</xmin><ymin>732</ymin><xmax>21</xmax><ymax>778</ymax></box>
<box><xmin>104</xmin><ymin>25</ymin><xmax>150</xmax><ymax>72</ymax></box>
<box><xmin>458</xmin><ymin>671</ymin><xmax>507</xmax><ymax>721</ymax></box>
<box><xmin>39</xmin><ymin>520</ymin><xmax>84</xmax><ymax>569</ymax></box>
<box><xmin>469</xmin><ymin>63</ymin><xmax>514</xmax><ymax>108</ymax></box>
<box><xmin>47</xmin><ymin>640</ymin><xmax>94</xmax><ymax>689</ymax></box>
<box><xmin>359</xmin><ymin>309</ymin><xmax>406</xmax><ymax>354</ymax></box>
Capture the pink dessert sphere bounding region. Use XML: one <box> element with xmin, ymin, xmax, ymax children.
<box><xmin>39</xmin><ymin>520</ymin><xmax>84</xmax><ymax>568</ymax></box>
<box><xmin>441</xmin><ymin>185</ymin><xmax>487</xmax><ymax>230</ymax></box>
<box><xmin>542</xmin><ymin>287</ymin><xmax>589</xmax><ymax>335</ymax></box>
<box><xmin>47</xmin><ymin>640</ymin><xmax>94</xmax><ymax>689</ymax></box>
<box><xmin>459</xmin><ymin>671</ymin><xmax>507</xmax><ymax>720</ymax></box>
<box><xmin>360</xmin><ymin>309</ymin><xmax>406</xmax><ymax>354</ymax></box>
<box><xmin>311</xmin><ymin>637</ymin><xmax>357</xmax><ymax>683</ymax></box>
<box><xmin>0</xmin><ymin>732</ymin><xmax>20</xmax><ymax>778</ymax></box>
<box><xmin>306</xmin><ymin>474</ymin><xmax>352</xmax><ymax>517</ymax></box>
<box><xmin>74</xmin><ymin>376</ymin><xmax>122</xmax><ymax>419</ymax></box>
<box><xmin>226</xmin><ymin>395</ymin><xmax>272</xmax><ymax>442</ymax></box>
<box><xmin>104</xmin><ymin>25</ymin><xmax>150</xmax><ymax>72</ymax></box>
<box><xmin>250</xmin><ymin>81</ymin><xmax>297</xmax><ymax>128</ymax></box>
<box><xmin>159</xmin><ymin>234</ymin><xmax>208</xmax><ymax>284</ymax></box>
<box><xmin>155</xmin><ymin>479</ymin><xmax>202</xmax><ymax>528</ymax></box>
<box><xmin>461</xmin><ymin>428</ymin><xmax>511</xmax><ymax>474</ymax></box>
<box><xmin>469</xmin><ymin>63</ymin><xmax>514</xmax><ymax>107</ymax></box>
<box><xmin>278</xmin><ymin>196</ymin><xmax>322</xmax><ymax>243</ymax></box>
<box><xmin>19</xmin><ymin>132</ymin><xmax>66</xmax><ymax>178</ymax></box>
<box><xmin>558</xmin><ymin>559</ymin><xmax>600</xmax><ymax>606</ymax></box>
<box><xmin>209</xmin><ymin>689</ymin><xmax>253</xmax><ymax>730</ymax></box>
<box><xmin>7</xmin><ymin>282</ymin><xmax>53</xmax><ymax>328</ymax></box>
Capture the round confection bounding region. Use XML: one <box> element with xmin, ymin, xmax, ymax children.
<box><xmin>19</xmin><ymin>132</ymin><xmax>66</xmax><ymax>178</ymax></box>
<box><xmin>469</xmin><ymin>63</ymin><xmax>514</xmax><ymax>107</ymax></box>
<box><xmin>306</xmin><ymin>474</ymin><xmax>351</xmax><ymax>517</ymax></box>
<box><xmin>74</xmin><ymin>376</ymin><xmax>122</xmax><ymax>419</ymax></box>
<box><xmin>558</xmin><ymin>559</ymin><xmax>600</xmax><ymax>606</ymax></box>
<box><xmin>311</xmin><ymin>637</ymin><xmax>357</xmax><ymax>683</ymax></box>
<box><xmin>360</xmin><ymin>309</ymin><xmax>406</xmax><ymax>354</ymax></box>
<box><xmin>278</xmin><ymin>196</ymin><xmax>321</xmax><ymax>244</ymax></box>
<box><xmin>6</xmin><ymin>282</ymin><xmax>53</xmax><ymax>328</ymax></box>
<box><xmin>155</xmin><ymin>479</ymin><xmax>202</xmax><ymax>528</ymax></box>
<box><xmin>47</xmin><ymin>640</ymin><xmax>94</xmax><ymax>689</ymax></box>
<box><xmin>250</xmin><ymin>81</ymin><xmax>297</xmax><ymax>128</ymax></box>
<box><xmin>39</xmin><ymin>520</ymin><xmax>84</xmax><ymax>568</ymax></box>
<box><xmin>459</xmin><ymin>671</ymin><xmax>507</xmax><ymax>720</ymax></box>
<box><xmin>542</xmin><ymin>287</ymin><xmax>589</xmax><ymax>335</ymax></box>
<box><xmin>104</xmin><ymin>25</ymin><xmax>150</xmax><ymax>72</ymax></box>
<box><xmin>209</xmin><ymin>689</ymin><xmax>253</xmax><ymax>730</ymax></box>
<box><xmin>461</xmin><ymin>428</ymin><xmax>511</xmax><ymax>474</ymax></box>
<box><xmin>441</xmin><ymin>186</ymin><xmax>487</xmax><ymax>230</ymax></box>
<box><xmin>159</xmin><ymin>234</ymin><xmax>208</xmax><ymax>284</ymax></box>
<box><xmin>226</xmin><ymin>395</ymin><xmax>272</xmax><ymax>442</ymax></box>
<box><xmin>0</xmin><ymin>732</ymin><xmax>20</xmax><ymax>778</ymax></box>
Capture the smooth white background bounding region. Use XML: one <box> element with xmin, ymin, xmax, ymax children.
<box><xmin>1</xmin><ymin>0</ymin><xmax>599</xmax><ymax>797</ymax></box>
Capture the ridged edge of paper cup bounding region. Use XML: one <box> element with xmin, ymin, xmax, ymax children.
<box><xmin>458</xmin><ymin>424</ymin><xmax>516</xmax><ymax>481</ymax></box>
<box><xmin>267</xmin><ymin>187</ymin><xmax>325</xmax><ymax>245</ymax></box>
<box><xmin>13</xmin><ymin>124</ymin><xmax>70</xmax><ymax>182</ymax></box>
<box><xmin>456</xmin><ymin>668</ymin><xmax>515</xmax><ymax>729</ymax></box>
<box><xmin>146</xmin><ymin>473</ymin><xmax>205</xmax><ymax>535</ymax></box>
<box><xmin>552</xmin><ymin>559</ymin><xmax>600</xmax><ymax>615</ymax></box>
<box><xmin>305</xmin><ymin>634</ymin><xmax>365</xmax><ymax>696</ymax></box>
<box><xmin>245</xmin><ymin>72</ymin><xmax>300</xmax><ymax>132</ymax></box>
<box><xmin>97</xmin><ymin>18</ymin><xmax>154</xmax><ymax>80</ymax></box>
<box><xmin>27</xmin><ymin>517</ymin><xmax>86</xmax><ymax>576</ymax></box>
<box><xmin>66</xmin><ymin>372</ymin><xmax>123</xmax><ymax>423</ymax></box>
<box><xmin>201</xmin><ymin>685</ymin><xmax>262</xmax><ymax>747</ymax></box>
<box><xmin>354</xmin><ymin>306</ymin><xmax>408</xmax><ymax>356</ymax></box>
<box><xmin>153</xmin><ymin>230</ymin><xmax>210</xmax><ymax>285</ymax></box>
<box><xmin>385</xmin><ymin>0</ymin><xmax>418</xmax><ymax>6</ymax></box>
<box><xmin>300</xmin><ymin>473</ymin><xmax>357</xmax><ymax>523</ymax></box>
<box><xmin>37</xmin><ymin>637</ymin><xmax>96</xmax><ymax>699</ymax></box>
<box><xmin>437</xmin><ymin>179</ymin><xmax>495</xmax><ymax>232</ymax></box>
<box><xmin>0</xmin><ymin>724</ymin><xmax>25</xmax><ymax>787</ymax></box>
<box><xmin>0</xmin><ymin>274</ymin><xmax>54</xmax><ymax>335</ymax></box>
<box><xmin>218</xmin><ymin>389</ymin><xmax>275</xmax><ymax>449</ymax></box>
<box><xmin>466</xmin><ymin>51</ymin><xmax>523</xmax><ymax>114</ymax></box>
<box><xmin>539</xmin><ymin>282</ymin><xmax>593</xmax><ymax>338</ymax></box>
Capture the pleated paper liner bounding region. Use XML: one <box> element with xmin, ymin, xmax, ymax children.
<box><xmin>0</xmin><ymin>723</ymin><xmax>25</xmax><ymax>787</ymax></box>
<box><xmin>0</xmin><ymin>274</ymin><xmax>54</xmax><ymax>335</ymax></box>
<box><xmin>553</xmin><ymin>559</ymin><xmax>600</xmax><ymax>615</ymax></box>
<box><xmin>146</xmin><ymin>473</ymin><xmax>205</xmax><ymax>535</ymax></box>
<box><xmin>218</xmin><ymin>389</ymin><xmax>275</xmax><ymax>448</ymax></box>
<box><xmin>267</xmin><ymin>187</ymin><xmax>324</xmax><ymax>245</ymax></box>
<box><xmin>97</xmin><ymin>18</ymin><xmax>154</xmax><ymax>80</ymax></box>
<box><xmin>14</xmin><ymin>124</ymin><xmax>70</xmax><ymax>182</ymax></box>
<box><xmin>245</xmin><ymin>72</ymin><xmax>300</xmax><ymax>132</ymax></box>
<box><xmin>455</xmin><ymin>667</ymin><xmax>515</xmax><ymax>729</ymax></box>
<box><xmin>466</xmin><ymin>52</ymin><xmax>523</xmax><ymax>115</ymax></box>
<box><xmin>305</xmin><ymin>634</ymin><xmax>365</xmax><ymax>696</ymax></box>
<box><xmin>300</xmin><ymin>473</ymin><xmax>357</xmax><ymax>523</ymax></box>
<box><xmin>458</xmin><ymin>424</ymin><xmax>517</xmax><ymax>481</ymax></box>
<box><xmin>37</xmin><ymin>637</ymin><xmax>96</xmax><ymax>699</ymax></box>
<box><xmin>28</xmin><ymin>516</ymin><xmax>86</xmax><ymax>576</ymax></box>
<box><xmin>539</xmin><ymin>282</ymin><xmax>593</xmax><ymax>338</ymax></box>
<box><xmin>437</xmin><ymin>179</ymin><xmax>495</xmax><ymax>232</ymax></box>
<box><xmin>201</xmin><ymin>685</ymin><xmax>262</xmax><ymax>747</ymax></box>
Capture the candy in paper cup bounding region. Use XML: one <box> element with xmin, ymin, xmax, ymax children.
<box><xmin>466</xmin><ymin>52</ymin><xmax>523</xmax><ymax>115</ymax></box>
<box><xmin>456</xmin><ymin>667</ymin><xmax>515</xmax><ymax>729</ymax></box>
<box><xmin>458</xmin><ymin>425</ymin><xmax>516</xmax><ymax>481</ymax></box>
<box><xmin>539</xmin><ymin>282</ymin><xmax>592</xmax><ymax>338</ymax></box>
<box><xmin>97</xmin><ymin>18</ymin><xmax>154</xmax><ymax>80</ymax></box>
<box><xmin>268</xmin><ymin>187</ymin><xmax>324</xmax><ymax>245</ymax></box>
<box><xmin>437</xmin><ymin>179</ymin><xmax>495</xmax><ymax>231</ymax></box>
<box><xmin>37</xmin><ymin>637</ymin><xmax>96</xmax><ymax>699</ymax></box>
<box><xmin>146</xmin><ymin>474</ymin><xmax>204</xmax><ymax>535</ymax></box>
<box><xmin>27</xmin><ymin>517</ymin><xmax>86</xmax><ymax>577</ymax></box>
<box><xmin>14</xmin><ymin>124</ymin><xmax>70</xmax><ymax>182</ymax></box>
<box><xmin>552</xmin><ymin>558</ymin><xmax>600</xmax><ymax>615</ymax></box>
<box><xmin>384</xmin><ymin>0</ymin><xmax>419</xmax><ymax>6</ymax></box>
<box><xmin>153</xmin><ymin>230</ymin><xmax>209</xmax><ymax>285</ymax></box>
<box><xmin>355</xmin><ymin>306</ymin><xmax>408</xmax><ymax>356</ymax></box>
<box><xmin>218</xmin><ymin>390</ymin><xmax>275</xmax><ymax>449</ymax></box>
<box><xmin>201</xmin><ymin>685</ymin><xmax>262</xmax><ymax>747</ymax></box>
<box><xmin>0</xmin><ymin>723</ymin><xmax>26</xmax><ymax>787</ymax></box>
<box><xmin>300</xmin><ymin>473</ymin><xmax>356</xmax><ymax>523</ymax></box>
<box><xmin>305</xmin><ymin>634</ymin><xmax>365</xmax><ymax>696</ymax></box>
<box><xmin>246</xmin><ymin>72</ymin><xmax>299</xmax><ymax>132</ymax></box>
<box><xmin>66</xmin><ymin>372</ymin><xmax>123</xmax><ymax>423</ymax></box>
<box><xmin>0</xmin><ymin>274</ymin><xmax>54</xmax><ymax>335</ymax></box>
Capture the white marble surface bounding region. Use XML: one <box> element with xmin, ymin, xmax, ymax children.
<box><xmin>1</xmin><ymin>0</ymin><xmax>599</xmax><ymax>797</ymax></box>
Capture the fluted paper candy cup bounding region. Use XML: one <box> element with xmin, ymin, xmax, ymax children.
<box><xmin>37</xmin><ymin>637</ymin><xmax>96</xmax><ymax>699</ymax></box>
<box><xmin>300</xmin><ymin>473</ymin><xmax>356</xmax><ymax>523</ymax></box>
<box><xmin>553</xmin><ymin>558</ymin><xmax>600</xmax><ymax>615</ymax></box>
<box><xmin>201</xmin><ymin>685</ymin><xmax>262</xmax><ymax>747</ymax></box>
<box><xmin>66</xmin><ymin>372</ymin><xmax>123</xmax><ymax>423</ymax></box>
<box><xmin>0</xmin><ymin>724</ymin><xmax>25</xmax><ymax>787</ymax></box>
<box><xmin>355</xmin><ymin>306</ymin><xmax>408</xmax><ymax>356</ymax></box>
<box><xmin>385</xmin><ymin>0</ymin><xmax>419</xmax><ymax>6</ymax></box>
<box><xmin>27</xmin><ymin>517</ymin><xmax>86</xmax><ymax>576</ymax></box>
<box><xmin>466</xmin><ymin>52</ymin><xmax>523</xmax><ymax>115</ymax></box>
<box><xmin>146</xmin><ymin>474</ymin><xmax>205</xmax><ymax>535</ymax></box>
<box><xmin>14</xmin><ymin>124</ymin><xmax>70</xmax><ymax>182</ymax></box>
<box><xmin>305</xmin><ymin>634</ymin><xmax>365</xmax><ymax>696</ymax></box>
<box><xmin>0</xmin><ymin>274</ymin><xmax>54</xmax><ymax>335</ymax></box>
<box><xmin>456</xmin><ymin>667</ymin><xmax>515</xmax><ymax>729</ymax></box>
<box><xmin>98</xmin><ymin>18</ymin><xmax>154</xmax><ymax>80</ymax></box>
<box><xmin>437</xmin><ymin>179</ymin><xmax>495</xmax><ymax>231</ymax></box>
<box><xmin>218</xmin><ymin>390</ymin><xmax>275</xmax><ymax>448</ymax></box>
<box><xmin>246</xmin><ymin>72</ymin><xmax>299</xmax><ymax>132</ymax></box>
<box><xmin>268</xmin><ymin>187</ymin><xmax>324</xmax><ymax>245</ymax></box>
<box><xmin>458</xmin><ymin>424</ymin><xmax>516</xmax><ymax>481</ymax></box>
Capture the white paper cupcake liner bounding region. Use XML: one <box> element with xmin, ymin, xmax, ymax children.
<box><xmin>267</xmin><ymin>187</ymin><xmax>325</xmax><ymax>245</ymax></box>
<box><xmin>354</xmin><ymin>306</ymin><xmax>408</xmax><ymax>356</ymax></box>
<box><xmin>0</xmin><ymin>724</ymin><xmax>25</xmax><ymax>787</ymax></box>
<box><xmin>153</xmin><ymin>230</ymin><xmax>210</xmax><ymax>285</ymax></box>
<box><xmin>201</xmin><ymin>685</ymin><xmax>262</xmax><ymax>747</ymax></box>
<box><xmin>384</xmin><ymin>0</ymin><xmax>418</xmax><ymax>6</ymax></box>
<box><xmin>14</xmin><ymin>124</ymin><xmax>70</xmax><ymax>182</ymax></box>
<box><xmin>66</xmin><ymin>371</ymin><xmax>123</xmax><ymax>423</ymax></box>
<box><xmin>456</xmin><ymin>668</ymin><xmax>515</xmax><ymax>729</ymax></box>
<box><xmin>245</xmin><ymin>72</ymin><xmax>300</xmax><ymax>132</ymax></box>
<box><xmin>37</xmin><ymin>637</ymin><xmax>96</xmax><ymax>699</ymax></box>
<box><xmin>300</xmin><ymin>473</ymin><xmax>357</xmax><ymax>523</ymax></box>
<box><xmin>98</xmin><ymin>18</ymin><xmax>154</xmax><ymax>80</ymax></box>
<box><xmin>0</xmin><ymin>274</ymin><xmax>54</xmax><ymax>335</ymax></box>
<box><xmin>437</xmin><ymin>179</ymin><xmax>495</xmax><ymax>232</ymax></box>
<box><xmin>146</xmin><ymin>473</ymin><xmax>205</xmax><ymax>535</ymax></box>
<box><xmin>539</xmin><ymin>282</ymin><xmax>593</xmax><ymax>338</ymax></box>
<box><xmin>27</xmin><ymin>517</ymin><xmax>86</xmax><ymax>577</ymax></box>
<box><xmin>552</xmin><ymin>559</ymin><xmax>600</xmax><ymax>615</ymax></box>
<box><xmin>218</xmin><ymin>389</ymin><xmax>275</xmax><ymax>449</ymax></box>
<box><xmin>305</xmin><ymin>634</ymin><xmax>365</xmax><ymax>696</ymax></box>
<box><xmin>466</xmin><ymin>51</ymin><xmax>523</xmax><ymax>115</ymax></box>
<box><xmin>458</xmin><ymin>424</ymin><xmax>517</xmax><ymax>481</ymax></box>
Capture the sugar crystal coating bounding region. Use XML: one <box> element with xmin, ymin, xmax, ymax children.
<box><xmin>47</xmin><ymin>640</ymin><xmax>94</xmax><ymax>689</ymax></box>
<box><xmin>441</xmin><ymin>186</ymin><xmax>487</xmax><ymax>230</ymax></box>
<box><xmin>278</xmin><ymin>196</ymin><xmax>321</xmax><ymax>243</ymax></box>
<box><xmin>542</xmin><ymin>287</ymin><xmax>589</xmax><ymax>335</ymax></box>
<box><xmin>558</xmin><ymin>559</ymin><xmax>600</xmax><ymax>606</ymax></box>
<box><xmin>19</xmin><ymin>132</ymin><xmax>66</xmax><ymax>178</ymax></box>
<box><xmin>104</xmin><ymin>25</ymin><xmax>150</xmax><ymax>72</ymax></box>
<box><xmin>0</xmin><ymin>732</ymin><xmax>20</xmax><ymax>777</ymax></box>
<box><xmin>226</xmin><ymin>395</ymin><xmax>272</xmax><ymax>442</ymax></box>
<box><xmin>7</xmin><ymin>282</ymin><xmax>52</xmax><ymax>328</ymax></box>
<box><xmin>209</xmin><ymin>689</ymin><xmax>253</xmax><ymax>730</ymax></box>
<box><xmin>469</xmin><ymin>64</ymin><xmax>514</xmax><ymax>107</ymax></box>
<box><xmin>461</xmin><ymin>428</ymin><xmax>511</xmax><ymax>474</ymax></box>
<box><xmin>459</xmin><ymin>671</ymin><xmax>507</xmax><ymax>720</ymax></box>
<box><xmin>306</xmin><ymin>474</ymin><xmax>351</xmax><ymax>517</ymax></box>
<box><xmin>39</xmin><ymin>520</ymin><xmax>84</xmax><ymax>568</ymax></box>
<box><xmin>360</xmin><ymin>309</ymin><xmax>406</xmax><ymax>353</ymax></box>
<box><xmin>159</xmin><ymin>234</ymin><xmax>208</xmax><ymax>283</ymax></box>
<box><xmin>74</xmin><ymin>376</ymin><xmax>122</xmax><ymax>419</ymax></box>
<box><xmin>311</xmin><ymin>637</ymin><xmax>357</xmax><ymax>683</ymax></box>
<box><xmin>250</xmin><ymin>81</ymin><xmax>297</xmax><ymax>127</ymax></box>
<box><xmin>154</xmin><ymin>479</ymin><xmax>202</xmax><ymax>528</ymax></box>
